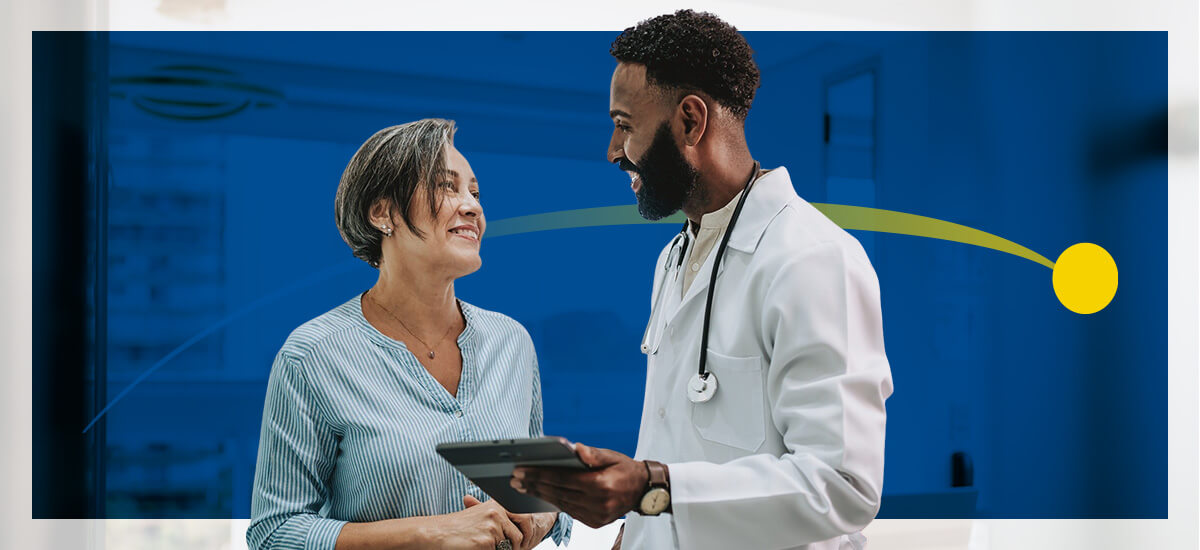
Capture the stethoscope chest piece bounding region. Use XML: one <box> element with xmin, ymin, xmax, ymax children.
<box><xmin>687</xmin><ymin>372</ymin><xmax>718</xmax><ymax>403</ymax></box>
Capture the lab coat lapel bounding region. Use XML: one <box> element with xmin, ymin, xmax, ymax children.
<box><xmin>658</xmin><ymin>266</ymin><xmax>685</xmax><ymax>343</ymax></box>
<box><xmin>674</xmin><ymin>235</ymin><xmax>723</xmax><ymax>319</ymax></box>
<box><xmin>667</xmin><ymin>167</ymin><xmax>795</xmax><ymax>326</ymax></box>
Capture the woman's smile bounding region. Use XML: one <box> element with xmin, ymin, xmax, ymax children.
<box><xmin>448</xmin><ymin>223</ymin><xmax>480</xmax><ymax>242</ymax></box>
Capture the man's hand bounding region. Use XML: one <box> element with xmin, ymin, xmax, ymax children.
<box><xmin>510</xmin><ymin>443</ymin><xmax>649</xmax><ymax>529</ymax></box>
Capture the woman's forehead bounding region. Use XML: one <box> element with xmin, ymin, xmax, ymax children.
<box><xmin>442</xmin><ymin>146</ymin><xmax>476</xmax><ymax>182</ymax></box>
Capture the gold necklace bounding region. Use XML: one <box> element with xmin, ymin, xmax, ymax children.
<box><xmin>367</xmin><ymin>291</ymin><xmax>458</xmax><ymax>359</ymax></box>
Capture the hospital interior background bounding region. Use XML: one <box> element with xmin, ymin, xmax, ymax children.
<box><xmin>34</xmin><ymin>32</ymin><xmax>1166</xmax><ymax>522</ymax></box>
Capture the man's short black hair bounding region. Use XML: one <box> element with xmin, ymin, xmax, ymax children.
<box><xmin>610</xmin><ymin>9</ymin><xmax>760</xmax><ymax>120</ymax></box>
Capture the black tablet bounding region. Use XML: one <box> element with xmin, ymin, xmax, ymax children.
<box><xmin>436</xmin><ymin>436</ymin><xmax>590</xmax><ymax>513</ymax></box>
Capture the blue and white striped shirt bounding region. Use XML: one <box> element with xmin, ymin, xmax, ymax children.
<box><xmin>247</xmin><ymin>293</ymin><xmax>572</xmax><ymax>549</ymax></box>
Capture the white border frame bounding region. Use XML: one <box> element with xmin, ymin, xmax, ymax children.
<box><xmin>4</xmin><ymin>1</ymin><xmax>1195</xmax><ymax>549</ymax></box>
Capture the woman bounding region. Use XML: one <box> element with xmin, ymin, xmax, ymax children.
<box><xmin>247</xmin><ymin>119</ymin><xmax>570</xmax><ymax>550</ymax></box>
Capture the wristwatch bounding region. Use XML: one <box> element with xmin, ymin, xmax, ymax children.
<box><xmin>638</xmin><ymin>460</ymin><xmax>671</xmax><ymax>515</ymax></box>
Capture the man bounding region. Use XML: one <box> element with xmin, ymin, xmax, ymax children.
<box><xmin>512</xmin><ymin>10</ymin><xmax>892</xmax><ymax>549</ymax></box>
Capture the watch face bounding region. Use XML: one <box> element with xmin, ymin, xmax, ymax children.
<box><xmin>640</xmin><ymin>487</ymin><xmax>670</xmax><ymax>515</ymax></box>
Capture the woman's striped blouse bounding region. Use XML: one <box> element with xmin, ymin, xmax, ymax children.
<box><xmin>247</xmin><ymin>293</ymin><xmax>572</xmax><ymax>549</ymax></box>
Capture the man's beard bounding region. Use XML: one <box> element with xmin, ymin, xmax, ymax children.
<box><xmin>628</xmin><ymin>122</ymin><xmax>702</xmax><ymax>221</ymax></box>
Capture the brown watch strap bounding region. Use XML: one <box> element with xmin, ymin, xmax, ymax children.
<box><xmin>644</xmin><ymin>460</ymin><xmax>669</xmax><ymax>490</ymax></box>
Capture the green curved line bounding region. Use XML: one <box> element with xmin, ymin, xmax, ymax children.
<box><xmin>484</xmin><ymin>205</ymin><xmax>685</xmax><ymax>238</ymax></box>
<box><xmin>485</xmin><ymin>204</ymin><xmax>1055</xmax><ymax>269</ymax></box>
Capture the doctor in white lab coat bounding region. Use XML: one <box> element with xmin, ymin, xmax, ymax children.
<box><xmin>512</xmin><ymin>10</ymin><xmax>892</xmax><ymax>550</ymax></box>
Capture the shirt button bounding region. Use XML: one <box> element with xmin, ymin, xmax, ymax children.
<box><xmin>657</xmin><ymin>407</ymin><xmax>666</xmax><ymax>418</ymax></box>
<box><xmin>691</xmin><ymin>263</ymin><xmax>701</xmax><ymax>272</ymax></box>
<box><xmin>454</xmin><ymin>410</ymin><xmax>463</xmax><ymax>418</ymax></box>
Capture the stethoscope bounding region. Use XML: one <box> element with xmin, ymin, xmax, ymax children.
<box><xmin>640</xmin><ymin>161</ymin><xmax>762</xmax><ymax>404</ymax></box>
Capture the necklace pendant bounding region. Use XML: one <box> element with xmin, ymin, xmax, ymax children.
<box><xmin>428</xmin><ymin>351</ymin><xmax>435</xmax><ymax>359</ymax></box>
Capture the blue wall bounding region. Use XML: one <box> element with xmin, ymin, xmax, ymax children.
<box><xmin>65</xmin><ymin>31</ymin><xmax>1166</xmax><ymax>519</ymax></box>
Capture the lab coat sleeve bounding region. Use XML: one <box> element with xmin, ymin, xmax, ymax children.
<box><xmin>246</xmin><ymin>352</ymin><xmax>347</xmax><ymax>550</ymax></box>
<box><xmin>527</xmin><ymin>351</ymin><xmax>573</xmax><ymax>547</ymax></box>
<box><xmin>667</xmin><ymin>240</ymin><xmax>893</xmax><ymax>550</ymax></box>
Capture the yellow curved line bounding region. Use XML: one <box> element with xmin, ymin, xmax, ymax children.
<box><xmin>83</xmin><ymin>202</ymin><xmax>1056</xmax><ymax>432</ymax></box>
<box><xmin>485</xmin><ymin>203</ymin><xmax>1055</xmax><ymax>269</ymax></box>
<box><xmin>810</xmin><ymin>203</ymin><xmax>1055</xmax><ymax>269</ymax></box>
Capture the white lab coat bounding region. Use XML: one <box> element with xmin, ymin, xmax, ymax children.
<box><xmin>624</xmin><ymin>166</ymin><xmax>893</xmax><ymax>550</ymax></box>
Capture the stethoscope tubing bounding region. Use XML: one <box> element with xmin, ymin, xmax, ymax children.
<box><xmin>695</xmin><ymin>161</ymin><xmax>761</xmax><ymax>380</ymax></box>
<box><xmin>641</xmin><ymin>161</ymin><xmax>762</xmax><ymax>384</ymax></box>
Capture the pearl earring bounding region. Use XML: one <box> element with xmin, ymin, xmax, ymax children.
<box><xmin>381</xmin><ymin>225</ymin><xmax>392</xmax><ymax>237</ymax></box>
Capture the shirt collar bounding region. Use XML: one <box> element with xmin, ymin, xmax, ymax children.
<box><xmin>691</xmin><ymin>187</ymin><xmax>744</xmax><ymax>235</ymax></box>
<box><xmin>355</xmin><ymin>292</ymin><xmax>477</xmax><ymax>350</ymax></box>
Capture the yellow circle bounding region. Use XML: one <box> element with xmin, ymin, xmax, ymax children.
<box><xmin>1052</xmin><ymin>243</ymin><xmax>1118</xmax><ymax>314</ymax></box>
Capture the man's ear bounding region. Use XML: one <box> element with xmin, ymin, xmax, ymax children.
<box><xmin>678</xmin><ymin>94</ymin><xmax>709</xmax><ymax>147</ymax></box>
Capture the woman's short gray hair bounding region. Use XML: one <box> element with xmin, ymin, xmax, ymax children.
<box><xmin>334</xmin><ymin>118</ymin><xmax>457</xmax><ymax>268</ymax></box>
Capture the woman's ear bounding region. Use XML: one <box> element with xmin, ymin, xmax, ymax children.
<box><xmin>678</xmin><ymin>94</ymin><xmax>709</xmax><ymax>147</ymax></box>
<box><xmin>368</xmin><ymin>199</ymin><xmax>394</xmax><ymax>234</ymax></box>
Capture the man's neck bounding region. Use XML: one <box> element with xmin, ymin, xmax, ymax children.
<box><xmin>682</xmin><ymin>153</ymin><xmax>756</xmax><ymax>225</ymax></box>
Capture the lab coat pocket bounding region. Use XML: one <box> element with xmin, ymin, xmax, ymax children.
<box><xmin>691</xmin><ymin>350</ymin><xmax>765</xmax><ymax>452</ymax></box>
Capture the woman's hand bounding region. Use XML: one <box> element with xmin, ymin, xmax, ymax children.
<box><xmin>418</xmin><ymin>495</ymin><xmax>524</xmax><ymax>550</ymax></box>
<box><xmin>504</xmin><ymin>510</ymin><xmax>558</xmax><ymax>550</ymax></box>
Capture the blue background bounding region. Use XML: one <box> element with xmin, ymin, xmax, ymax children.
<box><xmin>77</xmin><ymin>31</ymin><xmax>1166</xmax><ymax>519</ymax></box>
